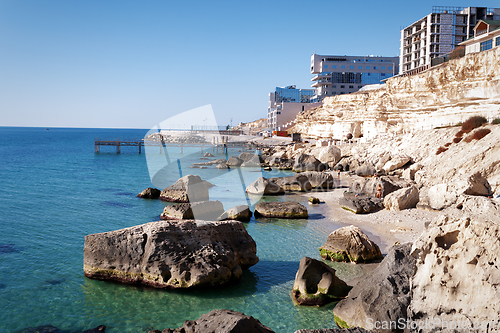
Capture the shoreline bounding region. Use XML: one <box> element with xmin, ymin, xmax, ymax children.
<box><xmin>300</xmin><ymin>172</ymin><xmax>439</xmax><ymax>254</ymax></box>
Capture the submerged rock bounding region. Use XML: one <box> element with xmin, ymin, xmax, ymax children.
<box><xmin>159</xmin><ymin>309</ymin><xmax>274</xmax><ymax>333</ymax></box>
<box><xmin>292</xmin><ymin>257</ymin><xmax>351</xmax><ymax>306</ymax></box>
<box><xmin>137</xmin><ymin>187</ymin><xmax>161</xmax><ymax>199</ymax></box>
<box><xmin>333</xmin><ymin>243</ymin><xmax>415</xmax><ymax>331</ymax></box>
<box><xmin>218</xmin><ymin>205</ymin><xmax>252</xmax><ymax>222</ymax></box>
<box><xmin>319</xmin><ymin>225</ymin><xmax>383</xmax><ymax>263</ymax></box>
<box><xmin>83</xmin><ymin>220</ymin><xmax>259</xmax><ymax>288</ymax></box>
<box><xmin>227</xmin><ymin>156</ymin><xmax>243</xmax><ymax>166</ymax></box>
<box><xmin>254</xmin><ymin>202</ymin><xmax>308</xmax><ymax>219</ymax></box>
<box><xmin>159</xmin><ymin>175</ymin><xmax>210</xmax><ymax>203</ymax></box>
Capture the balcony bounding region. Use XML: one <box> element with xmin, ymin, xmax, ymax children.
<box><xmin>312</xmin><ymin>80</ymin><xmax>332</xmax><ymax>87</ymax></box>
<box><xmin>311</xmin><ymin>73</ymin><xmax>331</xmax><ymax>81</ymax></box>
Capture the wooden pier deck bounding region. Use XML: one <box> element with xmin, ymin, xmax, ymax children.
<box><xmin>94</xmin><ymin>138</ymin><xmax>252</xmax><ymax>154</ymax></box>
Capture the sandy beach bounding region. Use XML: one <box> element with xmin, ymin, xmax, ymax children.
<box><xmin>301</xmin><ymin>172</ymin><xmax>439</xmax><ymax>254</ymax></box>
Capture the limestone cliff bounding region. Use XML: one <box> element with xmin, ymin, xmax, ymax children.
<box><xmin>295</xmin><ymin>47</ymin><xmax>500</xmax><ymax>139</ymax></box>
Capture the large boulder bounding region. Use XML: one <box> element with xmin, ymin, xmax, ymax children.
<box><xmin>383</xmin><ymin>186</ymin><xmax>419</xmax><ymax>211</ymax></box>
<box><xmin>349</xmin><ymin>175</ymin><xmax>413</xmax><ymax>197</ymax></box>
<box><xmin>159</xmin><ymin>175</ymin><xmax>210</xmax><ymax>203</ymax></box>
<box><xmin>160</xmin><ymin>201</ymin><xmax>225</xmax><ymax>221</ymax></box>
<box><xmin>218</xmin><ymin>205</ymin><xmax>252</xmax><ymax>222</ymax></box>
<box><xmin>355</xmin><ymin>164</ymin><xmax>376</xmax><ymax>177</ymax></box>
<box><xmin>159</xmin><ymin>309</ymin><xmax>275</xmax><ymax>333</ymax></box>
<box><xmin>293</xmin><ymin>153</ymin><xmax>326</xmax><ymax>172</ymax></box>
<box><xmin>408</xmin><ymin>214</ymin><xmax>500</xmax><ymax>329</ymax></box>
<box><xmin>426</xmin><ymin>173</ymin><xmax>492</xmax><ymax>210</ymax></box>
<box><xmin>301</xmin><ymin>171</ymin><xmax>335</xmax><ymax>189</ymax></box>
<box><xmin>319</xmin><ymin>225</ymin><xmax>383</xmax><ymax>263</ymax></box>
<box><xmin>227</xmin><ymin>156</ymin><xmax>243</xmax><ymax>166</ymax></box>
<box><xmin>84</xmin><ymin>220</ymin><xmax>259</xmax><ymax>288</ymax></box>
<box><xmin>382</xmin><ymin>154</ymin><xmax>411</xmax><ymax>173</ymax></box>
<box><xmin>339</xmin><ymin>192</ymin><xmax>384</xmax><ymax>214</ymax></box>
<box><xmin>332</xmin><ymin>243</ymin><xmax>415</xmax><ymax>331</ymax></box>
<box><xmin>270</xmin><ymin>174</ymin><xmax>312</xmax><ymax>192</ymax></box>
<box><xmin>239</xmin><ymin>152</ymin><xmax>259</xmax><ymax>162</ymax></box>
<box><xmin>292</xmin><ymin>257</ymin><xmax>351</xmax><ymax>306</ymax></box>
<box><xmin>254</xmin><ymin>202</ymin><xmax>308</xmax><ymax>219</ymax></box>
<box><xmin>137</xmin><ymin>187</ymin><xmax>161</xmax><ymax>199</ymax></box>
<box><xmin>310</xmin><ymin>145</ymin><xmax>342</xmax><ymax>167</ymax></box>
<box><xmin>246</xmin><ymin>177</ymin><xmax>284</xmax><ymax>196</ymax></box>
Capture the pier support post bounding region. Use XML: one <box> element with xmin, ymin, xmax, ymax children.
<box><xmin>116</xmin><ymin>142</ymin><xmax>121</xmax><ymax>154</ymax></box>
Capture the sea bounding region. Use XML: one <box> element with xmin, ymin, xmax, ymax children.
<box><xmin>0</xmin><ymin>127</ymin><xmax>363</xmax><ymax>333</ymax></box>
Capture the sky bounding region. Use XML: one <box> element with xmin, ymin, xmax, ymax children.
<box><xmin>1</xmin><ymin>0</ymin><xmax>499</xmax><ymax>129</ymax></box>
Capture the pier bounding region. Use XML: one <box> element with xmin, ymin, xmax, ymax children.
<box><xmin>94</xmin><ymin>138</ymin><xmax>252</xmax><ymax>154</ymax></box>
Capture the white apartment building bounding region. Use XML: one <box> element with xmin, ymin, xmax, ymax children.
<box><xmin>267</xmin><ymin>86</ymin><xmax>321</xmax><ymax>132</ymax></box>
<box><xmin>310</xmin><ymin>54</ymin><xmax>399</xmax><ymax>101</ymax></box>
<box><xmin>400</xmin><ymin>6</ymin><xmax>500</xmax><ymax>75</ymax></box>
<box><xmin>461</xmin><ymin>19</ymin><xmax>500</xmax><ymax>54</ymax></box>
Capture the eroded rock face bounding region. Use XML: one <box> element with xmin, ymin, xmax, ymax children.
<box><xmin>408</xmin><ymin>214</ymin><xmax>500</xmax><ymax>328</ymax></box>
<box><xmin>159</xmin><ymin>309</ymin><xmax>275</xmax><ymax>333</ymax></box>
<box><xmin>137</xmin><ymin>187</ymin><xmax>161</xmax><ymax>199</ymax></box>
<box><xmin>218</xmin><ymin>205</ymin><xmax>252</xmax><ymax>222</ymax></box>
<box><xmin>301</xmin><ymin>171</ymin><xmax>335</xmax><ymax>189</ymax></box>
<box><xmin>83</xmin><ymin>220</ymin><xmax>259</xmax><ymax>288</ymax></box>
<box><xmin>160</xmin><ymin>201</ymin><xmax>225</xmax><ymax>221</ymax></box>
<box><xmin>320</xmin><ymin>225</ymin><xmax>383</xmax><ymax>263</ymax></box>
<box><xmin>159</xmin><ymin>175</ymin><xmax>210</xmax><ymax>203</ymax></box>
<box><xmin>292</xmin><ymin>257</ymin><xmax>351</xmax><ymax>306</ymax></box>
<box><xmin>254</xmin><ymin>202</ymin><xmax>308</xmax><ymax>219</ymax></box>
<box><xmin>246</xmin><ymin>177</ymin><xmax>284</xmax><ymax>196</ymax></box>
<box><xmin>383</xmin><ymin>186</ymin><xmax>419</xmax><ymax>211</ymax></box>
<box><xmin>332</xmin><ymin>243</ymin><xmax>415</xmax><ymax>331</ymax></box>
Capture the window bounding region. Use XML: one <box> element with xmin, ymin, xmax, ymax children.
<box><xmin>350</xmin><ymin>66</ymin><xmax>354</xmax><ymax>69</ymax></box>
<box><xmin>381</xmin><ymin>67</ymin><xmax>385</xmax><ymax>70</ymax></box>
<box><xmin>496</xmin><ymin>37</ymin><xmax>500</xmax><ymax>47</ymax></box>
<box><xmin>481</xmin><ymin>39</ymin><xmax>493</xmax><ymax>51</ymax></box>
<box><xmin>332</xmin><ymin>85</ymin><xmax>337</xmax><ymax>88</ymax></box>
<box><xmin>373</xmin><ymin>66</ymin><xmax>377</xmax><ymax>69</ymax></box>
<box><xmin>277</xmin><ymin>112</ymin><xmax>281</xmax><ymax>114</ymax></box>
<box><xmin>332</xmin><ymin>65</ymin><xmax>337</xmax><ymax>69</ymax></box>
<box><xmin>358</xmin><ymin>85</ymin><xmax>363</xmax><ymax>88</ymax></box>
<box><xmin>302</xmin><ymin>106</ymin><xmax>304</xmax><ymax>111</ymax></box>
<box><xmin>340</xmin><ymin>85</ymin><xmax>345</xmax><ymax>88</ymax></box>
<box><xmin>388</xmin><ymin>67</ymin><xmax>393</xmax><ymax>70</ymax></box>
<box><xmin>324</xmin><ymin>65</ymin><xmax>329</xmax><ymax>68</ymax></box>
<box><xmin>366</xmin><ymin>66</ymin><xmax>370</xmax><ymax>69</ymax></box>
<box><xmin>341</xmin><ymin>65</ymin><xmax>346</xmax><ymax>69</ymax></box>
<box><xmin>349</xmin><ymin>85</ymin><xmax>354</xmax><ymax>89</ymax></box>
<box><xmin>381</xmin><ymin>73</ymin><xmax>386</xmax><ymax>76</ymax></box>
<box><xmin>358</xmin><ymin>66</ymin><xmax>363</xmax><ymax>69</ymax></box>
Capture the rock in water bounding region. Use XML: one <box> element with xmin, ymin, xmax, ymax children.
<box><xmin>292</xmin><ymin>257</ymin><xmax>351</xmax><ymax>306</ymax></box>
<box><xmin>332</xmin><ymin>243</ymin><xmax>415</xmax><ymax>330</ymax></box>
<box><xmin>137</xmin><ymin>187</ymin><xmax>161</xmax><ymax>199</ymax></box>
<box><xmin>254</xmin><ymin>202</ymin><xmax>308</xmax><ymax>219</ymax></box>
<box><xmin>246</xmin><ymin>177</ymin><xmax>284</xmax><ymax>196</ymax></box>
<box><xmin>83</xmin><ymin>220</ymin><xmax>259</xmax><ymax>288</ymax></box>
<box><xmin>383</xmin><ymin>186</ymin><xmax>419</xmax><ymax>211</ymax></box>
<box><xmin>159</xmin><ymin>175</ymin><xmax>210</xmax><ymax>203</ymax></box>
<box><xmin>160</xmin><ymin>201</ymin><xmax>225</xmax><ymax>221</ymax></box>
<box><xmin>227</xmin><ymin>156</ymin><xmax>243</xmax><ymax>166</ymax></box>
<box><xmin>160</xmin><ymin>309</ymin><xmax>275</xmax><ymax>333</ymax></box>
<box><xmin>203</xmin><ymin>152</ymin><xmax>214</xmax><ymax>157</ymax></box>
<box><xmin>408</xmin><ymin>214</ymin><xmax>500</xmax><ymax>328</ymax></box>
<box><xmin>218</xmin><ymin>205</ymin><xmax>252</xmax><ymax>222</ymax></box>
<box><xmin>319</xmin><ymin>225</ymin><xmax>383</xmax><ymax>263</ymax></box>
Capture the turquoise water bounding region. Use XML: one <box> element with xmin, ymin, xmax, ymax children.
<box><xmin>0</xmin><ymin>127</ymin><xmax>361</xmax><ymax>332</ymax></box>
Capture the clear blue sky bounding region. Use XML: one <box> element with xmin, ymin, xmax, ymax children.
<box><xmin>1</xmin><ymin>0</ymin><xmax>499</xmax><ymax>129</ymax></box>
